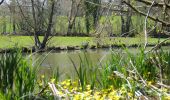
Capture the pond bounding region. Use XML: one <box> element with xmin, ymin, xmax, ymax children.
<box><xmin>32</xmin><ymin>46</ymin><xmax>170</xmax><ymax>81</ymax></box>
<box><xmin>33</xmin><ymin>48</ymin><xmax>111</xmax><ymax>80</ymax></box>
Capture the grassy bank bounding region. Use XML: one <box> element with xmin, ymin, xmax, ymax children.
<box><xmin>0</xmin><ymin>36</ymin><xmax>170</xmax><ymax>50</ymax></box>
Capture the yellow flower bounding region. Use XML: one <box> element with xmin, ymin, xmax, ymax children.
<box><xmin>41</xmin><ymin>75</ymin><xmax>45</xmax><ymax>79</ymax></box>
<box><xmin>162</xmin><ymin>88</ymin><xmax>168</xmax><ymax>92</ymax></box>
<box><xmin>50</xmin><ymin>78</ymin><xmax>55</xmax><ymax>83</ymax></box>
<box><xmin>73</xmin><ymin>87</ymin><xmax>78</xmax><ymax>91</ymax></box>
<box><xmin>128</xmin><ymin>93</ymin><xmax>133</xmax><ymax>97</ymax></box>
<box><xmin>148</xmin><ymin>81</ymin><xmax>152</xmax><ymax>86</ymax></box>
<box><xmin>61</xmin><ymin>80</ymin><xmax>67</xmax><ymax>85</ymax></box>
<box><xmin>108</xmin><ymin>90</ymin><xmax>116</xmax><ymax>96</ymax></box>
<box><xmin>38</xmin><ymin>80</ymin><xmax>43</xmax><ymax>87</ymax></box>
<box><xmin>94</xmin><ymin>92</ymin><xmax>101</xmax><ymax>99</ymax></box>
<box><xmin>74</xmin><ymin>94</ymin><xmax>81</xmax><ymax>100</ymax></box>
<box><xmin>86</xmin><ymin>85</ymin><xmax>91</xmax><ymax>91</ymax></box>
<box><xmin>113</xmin><ymin>96</ymin><xmax>121</xmax><ymax>100</ymax></box>
<box><xmin>165</xmin><ymin>96</ymin><xmax>170</xmax><ymax>100</ymax></box>
<box><xmin>39</xmin><ymin>82</ymin><xmax>43</xmax><ymax>87</ymax></box>
<box><xmin>84</xmin><ymin>91</ymin><xmax>92</xmax><ymax>97</ymax></box>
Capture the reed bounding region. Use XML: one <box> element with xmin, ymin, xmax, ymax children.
<box><xmin>0</xmin><ymin>48</ymin><xmax>37</xmax><ymax>99</ymax></box>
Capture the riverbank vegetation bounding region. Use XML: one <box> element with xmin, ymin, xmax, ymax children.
<box><xmin>0</xmin><ymin>48</ymin><xmax>170</xmax><ymax>99</ymax></box>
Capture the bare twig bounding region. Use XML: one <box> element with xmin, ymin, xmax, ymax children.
<box><xmin>144</xmin><ymin>1</ymin><xmax>155</xmax><ymax>50</ymax></box>
<box><xmin>130</xmin><ymin>60</ymin><xmax>147</xmax><ymax>86</ymax></box>
<box><xmin>95</xmin><ymin>1</ymin><xmax>113</xmax><ymax>37</ymax></box>
<box><xmin>145</xmin><ymin>37</ymin><xmax>170</xmax><ymax>54</ymax></box>
<box><xmin>157</xmin><ymin>82</ymin><xmax>170</xmax><ymax>89</ymax></box>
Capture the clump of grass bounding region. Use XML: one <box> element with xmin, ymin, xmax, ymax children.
<box><xmin>100</xmin><ymin>51</ymin><xmax>127</xmax><ymax>89</ymax></box>
<box><xmin>0</xmin><ymin>48</ymin><xmax>37</xmax><ymax>99</ymax></box>
<box><xmin>70</xmin><ymin>54</ymin><xmax>99</xmax><ymax>91</ymax></box>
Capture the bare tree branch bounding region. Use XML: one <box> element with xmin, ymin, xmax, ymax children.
<box><xmin>144</xmin><ymin>1</ymin><xmax>155</xmax><ymax>50</ymax></box>
<box><xmin>122</xmin><ymin>0</ymin><xmax>170</xmax><ymax>27</ymax></box>
<box><xmin>135</xmin><ymin>0</ymin><xmax>170</xmax><ymax>9</ymax></box>
<box><xmin>0</xmin><ymin>0</ymin><xmax>4</xmax><ymax>5</ymax></box>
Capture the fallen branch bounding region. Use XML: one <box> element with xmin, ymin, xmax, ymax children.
<box><xmin>48</xmin><ymin>83</ymin><xmax>62</xmax><ymax>99</ymax></box>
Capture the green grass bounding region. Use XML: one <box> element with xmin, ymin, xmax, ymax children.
<box><xmin>0</xmin><ymin>35</ymin><xmax>169</xmax><ymax>49</ymax></box>
<box><xmin>0</xmin><ymin>48</ymin><xmax>37</xmax><ymax>99</ymax></box>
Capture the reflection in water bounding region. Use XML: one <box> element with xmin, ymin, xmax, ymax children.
<box><xmin>32</xmin><ymin>46</ymin><xmax>170</xmax><ymax>81</ymax></box>
<box><xmin>33</xmin><ymin>49</ymin><xmax>112</xmax><ymax>80</ymax></box>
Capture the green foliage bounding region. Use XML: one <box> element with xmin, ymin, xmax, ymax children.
<box><xmin>0</xmin><ymin>47</ymin><xmax>170</xmax><ymax>99</ymax></box>
<box><xmin>35</xmin><ymin>48</ymin><xmax>170</xmax><ymax>99</ymax></box>
<box><xmin>70</xmin><ymin>54</ymin><xmax>98</xmax><ymax>91</ymax></box>
<box><xmin>100</xmin><ymin>51</ymin><xmax>127</xmax><ymax>89</ymax></box>
<box><xmin>0</xmin><ymin>48</ymin><xmax>37</xmax><ymax>99</ymax></box>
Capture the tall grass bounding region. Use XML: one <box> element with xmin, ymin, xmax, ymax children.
<box><xmin>71</xmin><ymin>48</ymin><xmax>169</xmax><ymax>97</ymax></box>
<box><xmin>70</xmin><ymin>54</ymin><xmax>99</xmax><ymax>91</ymax></box>
<box><xmin>0</xmin><ymin>48</ymin><xmax>37</xmax><ymax>99</ymax></box>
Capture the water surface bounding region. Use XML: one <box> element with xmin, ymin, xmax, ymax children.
<box><xmin>33</xmin><ymin>46</ymin><xmax>170</xmax><ymax>80</ymax></box>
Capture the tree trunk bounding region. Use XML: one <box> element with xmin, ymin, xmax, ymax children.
<box><xmin>125</xmin><ymin>1</ymin><xmax>132</xmax><ymax>33</ymax></box>
<box><xmin>31</xmin><ymin>0</ymin><xmax>41</xmax><ymax>49</ymax></box>
<box><xmin>41</xmin><ymin>0</ymin><xmax>55</xmax><ymax>49</ymax></box>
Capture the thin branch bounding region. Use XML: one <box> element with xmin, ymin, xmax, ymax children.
<box><xmin>16</xmin><ymin>0</ymin><xmax>34</xmax><ymax>29</ymax></box>
<box><xmin>0</xmin><ymin>0</ymin><xmax>4</xmax><ymax>5</ymax></box>
<box><xmin>144</xmin><ymin>1</ymin><xmax>155</xmax><ymax>50</ymax></box>
<box><xmin>130</xmin><ymin>60</ymin><xmax>147</xmax><ymax>86</ymax></box>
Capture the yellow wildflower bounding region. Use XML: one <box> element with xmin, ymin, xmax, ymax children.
<box><xmin>148</xmin><ymin>81</ymin><xmax>152</xmax><ymax>86</ymax></box>
<box><xmin>73</xmin><ymin>94</ymin><xmax>81</xmax><ymax>100</ymax></box>
<box><xmin>50</xmin><ymin>78</ymin><xmax>55</xmax><ymax>83</ymax></box>
<box><xmin>41</xmin><ymin>75</ymin><xmax>45</xmax><ymax>79</ymax></box>
<box><xmin>165</xmin><ymin>96</ymin><xmax>170</xmax><ymax>100</ymax></box>
<box><xmin>86</xmin><ymin>85</ymin><xmax>91</xmax><ymax>91</ymax></box>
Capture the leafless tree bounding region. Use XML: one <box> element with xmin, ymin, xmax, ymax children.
<box><xmin>123</xmin><ymin>0</ymin><xmax>170</xmax><ymax>33</ymax></box>
<box><xmin>16</xmin><ymin>0</ymin><xmax>56</xmax><ymax>50</ymax></box>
